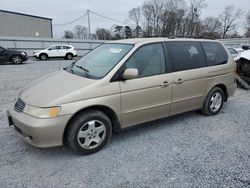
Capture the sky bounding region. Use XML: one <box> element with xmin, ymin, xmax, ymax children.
<box><xmin>1</xmin><ymin>0</ymin><xmax>249</xmax><ymax>38</ymax></box>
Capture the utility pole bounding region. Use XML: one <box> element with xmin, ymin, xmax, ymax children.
<box><xmin>87</xmin><ymin>9</ymin><xmax>91</xmax><ymax>39</ymax></box>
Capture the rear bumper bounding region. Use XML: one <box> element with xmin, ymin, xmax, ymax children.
<box><xmin>228</xmin><ymin>83</ymin><xmax>237</xmax><ymax>97</ymax></box>
<box><xmin>8</xmin><ymin>109</ymin><xmax>72</xmax><ymax>148</ymax></box>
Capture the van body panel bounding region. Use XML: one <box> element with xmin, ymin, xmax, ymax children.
<box><xmin>120</xmin><ymin>74</ymin><xmax>172</xmax><ymax>127</ymax></box>
<box><xmin>170</xmin><ymin>68</ymin><xmax>208</xmax><ymax>115</ymax></box>
<box><xmin>205</xmin><ymin>58</ymin><xmax>236</xmax><ymax>98</ymax></box>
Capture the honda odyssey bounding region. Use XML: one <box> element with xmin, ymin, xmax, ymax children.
<box><xmin>7</xmin><ymin>38</ymin><xmax>236</xmax><ymax>154</ymax></box>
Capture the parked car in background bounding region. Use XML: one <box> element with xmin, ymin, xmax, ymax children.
<box><xmin>33</xmin><ymin>45</ymin><xmax>77</xmax><ymax>60</ymax></box>
<box><xmin>8</xmin><ymin>38</ymin><xmax>236</xmax><ymax>155</ymax></box>
<box><xmin>236</xmin><ymin>49</ymin><xmax>250</xmax><ymax>88</ymax></box>
<box><xmin>227</xmin><ymin>47</ymin><xmax>240</xmax><ymax>60</ymax></box>
<box><xmin>234</xmin><ymin>48</ymin><xmax>245</xmax><ymax>53</ymax></box>
<box><xmin>0</xmin><ymin>46</ymin><xmax>28</xmax><ymax>64</ymax></box>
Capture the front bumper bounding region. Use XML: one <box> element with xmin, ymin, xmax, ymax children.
<box><xmin>7</xmin><ymin>109</ymin><xmax>72</xmax><ymax>148</ymax></box>
<box><xmin>22</xmin><ymin>55</ymin><xmax>28</xmax><ymax>62</ymax></box>
<box><xmin>33</xmin><ymin>54</ymin><xmax>39</xmax><ymax>58</ymax></box>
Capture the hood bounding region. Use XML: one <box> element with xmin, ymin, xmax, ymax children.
<box><xmin>239</xmin><ymin>50</ymin><xmax>250</xmax><ymax>61</ymax></box>
<box><xmin>20</xmin><ymin>70</ymin><xmax>96</xmax><ymax>107</ymax></box>
<box><xmin>7</xmin><ymin>49</ymin><xmax>23</xmax><ymax>54</ymax></box>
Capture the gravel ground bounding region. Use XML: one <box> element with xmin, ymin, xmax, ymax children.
<box><xmin>0</xmin><ymin>59</ymin><xmax>250</xmax><ymax>188</ymax></box>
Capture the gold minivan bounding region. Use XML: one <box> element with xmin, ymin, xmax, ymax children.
<box><xmin>7</xmin><ymin>38</ymin><xmax>236</xmax><ymax>154</ymax></box>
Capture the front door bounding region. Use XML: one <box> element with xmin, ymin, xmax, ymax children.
<box><xmin>0</xmin><ymin>47</ymin><xmax>8</xmax><ymax>63</ymax></box>
<box><xmin>47</xmin><ymin>46</ymin><xmax>60</xmax><ymax>57</ymax></box>
<box><xmin>120</xmin><ymin>43</ymin><xmax>172</xmax><ymax>128</ymax></box>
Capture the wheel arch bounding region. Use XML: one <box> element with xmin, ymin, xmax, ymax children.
<box><xmin>66</xmin><ymin>52</ymin><xmax>73</xmax><ymax>56</ymax></box>
<box><xmin>9</xmin><ymin>54</ymin><xmax>23</xmax><ymax>62</ymax></box>
<box><xmin>39</xmin><ymin>53</ymin><xmax>48</xmax><ymax>58</ymax></box>
<box><xmin>212</xmin><ymin>84</ymin><xmax>228</xmax><ymax>101</ymax></box>
<box><xmin>63</xmin><ymin>105</ymin><xmax>121</xmax><ymax>144</ymax></box>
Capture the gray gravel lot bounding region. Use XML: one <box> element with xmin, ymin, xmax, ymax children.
<box><xmin>0</xmin><ymin>59</ymin><xmax>250</xmax><ymax>188</ymax></box>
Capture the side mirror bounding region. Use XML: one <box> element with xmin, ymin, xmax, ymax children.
<box><xmin>122</xmin><ymin>68</ymin><xmax>138</xmax><ymax>80</ymax></box>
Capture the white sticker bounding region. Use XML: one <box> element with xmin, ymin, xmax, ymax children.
<box><xmin>109</xmin><ymin>48</ymin><xmax>122</xmax><ymax>53</ymax></box>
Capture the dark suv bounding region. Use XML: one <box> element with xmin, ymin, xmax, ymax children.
<box><xmin>0</xmin><ymin>46</ymin><xmax>28</xmax><ymax>64</ymax></box>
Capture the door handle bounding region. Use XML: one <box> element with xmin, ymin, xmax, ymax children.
<box><xmin>160</xmin><ymin>81</ymin><xmax>170</xmax><ymax>87</ymax></box>
<box><xmin>174</xmin><ymin>78</ymin><xmax>183</xmax><ymax>84</ymax></box>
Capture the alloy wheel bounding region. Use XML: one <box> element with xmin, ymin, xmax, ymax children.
<box><xmin>12</xmin><ymin>56</ymin><xmax>22</xmax><ymax>64</ymax></box>
<box><xmin>77</xmin><ymin>120</ymin><xmax>106</xmax><ymax>149</ymax></box>
<box><xmin>209</xmin><ymin>92</ymin><xmax>222</xmax><ymax>112</ymax></box>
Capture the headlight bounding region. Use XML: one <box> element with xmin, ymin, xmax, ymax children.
<box><xmin>23</xmin><ymin>105</ymin><xmax>61</xmax><ymax>118</ymax></box>
<box><xmin>21</xmin><ymin>52</ymin><xmax>26</xmax><ymax>56</ymax></box>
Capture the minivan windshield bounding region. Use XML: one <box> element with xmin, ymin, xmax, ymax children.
<box><xmin>66</xmin><ymin>43</ymin><xmax>133</xmax><ymax>79</ymax></box>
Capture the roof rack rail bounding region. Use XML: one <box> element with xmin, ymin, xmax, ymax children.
<box><xmin>168</xmin><ymin>35</ymin><xmax>214</xmax><ymax>40</ymax></box>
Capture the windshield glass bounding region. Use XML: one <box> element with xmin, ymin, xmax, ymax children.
<box><xmin>66</xmin><ymin>43</ymin><xmax>133</xmax><ymax>79</ymax></box>
<box><xmin>0</xmin><ymin>46</ymin><xmax>6</xmax><ymax>51</ymax></box>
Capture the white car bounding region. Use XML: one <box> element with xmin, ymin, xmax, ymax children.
<box><xmin>227</xmin><ymin>47</ymin><xmax>240</xmax><ymax>60</ymax></box>
<box><xmin>33</xmin><ymin>45</ymin><xmax>77</xmax><ymax>60</ymax></box>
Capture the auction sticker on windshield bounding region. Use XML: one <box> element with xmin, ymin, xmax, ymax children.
<box><xmin>109</xmin><ymin>48</ymin><xmax>123</xmax><ymax>53</ymax></box>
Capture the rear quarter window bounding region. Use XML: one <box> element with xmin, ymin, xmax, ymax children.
<box><xmin>201</xmin><ymin>42</ymin><xmax>228</xmax><ymax>66</ymax></box>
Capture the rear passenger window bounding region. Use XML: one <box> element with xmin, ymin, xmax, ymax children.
<box><xmin>166</xmin><ymin>41</ymin><xmax>206</xmax><ymax>72</ymax></box>
<box><xmin>201</xmin><ymin>42</ymin><xmax>228</xmax><ymax>66</ymax></box>
<box><xmin>63</xmin><ymin>46</ymin><xmax>71</xmax><ymax>49</ymax></box>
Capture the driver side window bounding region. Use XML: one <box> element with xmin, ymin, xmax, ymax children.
<box><xmin>124</xmin><ymin>43</ymin><xmax>166</xmax><ymax>78</ymax></box>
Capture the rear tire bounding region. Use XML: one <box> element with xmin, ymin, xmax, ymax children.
<box><xmin>65</xmin><ymin>53</ymin><xmax>73</xmax><ymax>60</ymax></box>
<box><xmin>202</xmin><ymin>87</ymin><xmax>224</xmax><ymax>116</ymax></box>
<box><xmin>65</xmin><ymin>110</ymin><xmax>112</xmax><ymax>155</ymax></box>
<box><xmin>39</xmin><ymin>54</ymin><xmax>48</xmax><ymax>61</ymax></box>
<box><xmin>11</xmin><ymin>55</ymin><xmax>23</xmax><ymax>64</ymax></box>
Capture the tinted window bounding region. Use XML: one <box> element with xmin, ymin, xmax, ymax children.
<box><xmin>228</xmin><ymin>48</ymin><xmax>238</xmax><ymax>55</ymax></box>
<box><xmin>166</xmin><ymin>41</ymin><xmax>206</xmax><ymax>72</ymax></box>
<box><xmin>124</xmin><ymin>43</ymin><xmax>166</xmax><ymax>77</ymax></box>
<box><xmin>202</xmin><ymin>42</ymin><xmax>228</xmax><ymax>66</ymax></box>
<box><xmin>48</xmin><ymin>46</ymin><xmax>57</xmax><ymax>50</ymax></box>
<box><xmin>61</xmin><ymin>46</ymin><xmax>71</xmax><ymax>49</ymax></box>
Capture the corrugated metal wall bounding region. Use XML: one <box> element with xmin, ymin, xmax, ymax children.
<box><xmin>219</xmin><ymin>38</ymin><xmax>250</xmax><ymax>48</ymax></box>
<box><xmin>0</xmin><ymin>36</ymin><xmax>249</xmax><ymax>56</ymax></box>
<box><xmin>0</xmin><ymin>11</ymin><xmax>52</xmax><ymax>38</ymax></box>
<box><xmin>0</xmin><ymin>36</ymin><xmax>106</xmax><ymax>56</ymax></box>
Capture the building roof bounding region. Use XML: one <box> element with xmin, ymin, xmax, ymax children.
<box><xmin>0</xmin><ymin>9</ymin><xmax>52</xmax><ymax>20</ymax></box>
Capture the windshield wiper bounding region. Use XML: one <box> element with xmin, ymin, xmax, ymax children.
<box><xmin>75</xmin><ymin>65</ymin><xmax>89</xmax><ymax>74</ymax></box>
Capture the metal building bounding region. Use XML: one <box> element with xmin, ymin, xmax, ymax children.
<box><xmin>0</xmin><ymin>10</ymin><xmax>53</xmax><ymax>38</ymax></box>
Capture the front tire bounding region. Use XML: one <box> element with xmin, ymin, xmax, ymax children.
<box><xmin>202</xmin><ymin>87</ymin><xmax>224</xmax><ymax>116</ymax></box>
<box><xmin>39</xmin><ymin>54</ymin><xmax>48</xmax><ymax>61</ymax></box>
<box><xmin>11</xmin><ymin>55</ymin><xmax>23</xmax><ymax>64</ymax></box>
<box><xmin>65</xmin><ymin>110</ymin><xmax>112</xmax><ymax>155</ymax></box>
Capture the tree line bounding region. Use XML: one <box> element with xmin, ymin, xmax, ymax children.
<box><xmin>63</xmin><ymin>0</ymin><xmax>250</xmax><ymax>40</ymax></box>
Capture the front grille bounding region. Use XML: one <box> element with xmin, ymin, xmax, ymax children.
<box><xmin>14</xmin><ymin>98</ymin><xmax>25</xmax><ymax>113</ymax></box>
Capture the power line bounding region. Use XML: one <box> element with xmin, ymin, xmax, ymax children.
<box><xmin>53</xmin><ymin>12</ymin><xmax>87</xmax><ymax>26</ymax></box>
<box><xmin>89</xmin><ymin>10</ymin><xmax>129</xmax><ymax>26</ymax></box>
